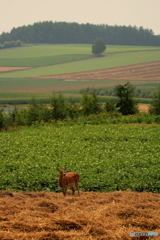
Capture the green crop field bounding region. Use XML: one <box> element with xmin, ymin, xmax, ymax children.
<box><xmin>0</xmin><ymin>124</ymin><xmax>159</xmax><ymax>192</ymax></box>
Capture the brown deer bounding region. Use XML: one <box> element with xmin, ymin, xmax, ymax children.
<box><xmin>56</xmin><ymin>167</ymin><xmax>80</xmax><ymax>196</ymax></box>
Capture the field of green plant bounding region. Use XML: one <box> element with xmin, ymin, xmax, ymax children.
<box><xmin>0</xmin><ymin>124</ymin><xmax>159</xmax><ymax>193</ymax></box>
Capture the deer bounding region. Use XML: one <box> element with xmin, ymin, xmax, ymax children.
<box><xmin>56</xmin><ymin>167</ymin><xmax>80</xmax><ymax>196</ymax></box>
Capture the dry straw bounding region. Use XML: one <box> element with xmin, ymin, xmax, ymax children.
<box><xmin>0</xmin><ymin>190</ymin><xmax>159</xmax><ymax>239</ymax></box>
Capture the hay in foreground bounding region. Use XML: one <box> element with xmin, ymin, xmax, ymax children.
<box><xmin>0</xmin><ymin>191</ymin><xmax>159</xmax><ymax>240</ymax></box>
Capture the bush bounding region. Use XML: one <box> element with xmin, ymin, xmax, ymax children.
<box><xmin>149</xmin><ymin>85</ymin><xmax>160</xmax><ymax>115</ymax></box>
<box><xmin>51</xmin><ymin>93</ymin><xmax>69</xmax><ymax>121</ymax></box>
<box><xmin>81</xmin><ymin>90</ymin><xmax>101</xmax><ymax>116</ymax></box>
<box><xmin>105</xmin><ymin>98</ymin><xmax>116</xmax><ymax>113</ymax></box>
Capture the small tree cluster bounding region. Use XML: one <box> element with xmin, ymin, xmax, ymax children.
<box><xmin>0</xmin><ymin>40</ymin><xmax>21</xmax><ymax>49</ymax></box>
<box><xmin>80</xmin><ymin>86</ymin><xmax>153</xmax><ymax>99</ymax></box>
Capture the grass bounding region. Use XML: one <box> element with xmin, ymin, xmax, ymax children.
<box><xmin>0</xmin><ymin>44</ymin><xmax>92</xmax><ymax>58</ymax></box>
<box><xmin>0</xmin><ymin>44</ymin><xmax>119</xmax><ymax>59</ymax></box>
<box><xmin>0</xmin><ymin>44</ymin><xmax>160</xmax><ymax>59</ymax></box>
<box><xmin>0</xmin><ymin>124</ymin><xmax>159</xmax><ymax>192</ymax></box>
<box><xmin>0</xmin><ymin>54</ymin><xmax>91</xmax><ymax>67</ymax></box>
<box><xmin>1</xmin><ymin>50</ymin><xmax>160</xmax><ymax>78</ymax></box>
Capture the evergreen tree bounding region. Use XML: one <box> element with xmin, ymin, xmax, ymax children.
<box><xmin>114</xmin><ymin>82</ymin><xmax>139</xmax><ymax>115</ymax></box>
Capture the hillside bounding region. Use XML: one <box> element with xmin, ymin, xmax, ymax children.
<box><xmin>0</xmin><ymin>190</ymin><xmax>159</xmax><ymax>240</ymax></box>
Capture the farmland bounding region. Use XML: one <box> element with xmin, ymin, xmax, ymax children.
<box><xmin>0</xmin><ymin>43</ymin><xmax>160</xmax><ymax>239</ymax></box>
<box><xmin>0</xmin><ymin>123</ymin><xmax>160</xmax><ymax>239</ymax></box>
<box><xmin>0</xmin><ymin>124</ymin><xmax>159</xmax><ymax>193</ymax></box>
<box><xmin>1</xmin><ymin>50</ymin><xmax>160</xmax><ymax>78</ymax></box>
<box><xmin>0</xmin><ymin>44</ymin><xmax>160</xmax><ymax>104</ymax></box>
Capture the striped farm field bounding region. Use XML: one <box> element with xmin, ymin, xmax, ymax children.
<box><xmin>1</xmin><ymin>50</ymin><xmax>160</xmax><ymax>78</ymax></box>
<box><xmin>0</xmin><ymin>44</ymin><xmax>160</xmax><ymax>103</ymax></box>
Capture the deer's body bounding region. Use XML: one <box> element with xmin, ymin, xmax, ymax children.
<box><xmin>57</xmin><ymin>167</ymin><xmax>80</xmax><ymax>196</ymax></box>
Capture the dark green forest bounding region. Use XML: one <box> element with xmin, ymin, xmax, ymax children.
<box><xmin>0</xmin><ymin>21</ymin><xmax>160</xmax><ymax>46</ymax></box>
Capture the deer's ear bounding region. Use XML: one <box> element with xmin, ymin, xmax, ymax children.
<box><xmin>64</xmin><ymin>167</ymin><xmax>67</xmax><ymax>171</ymax></box>
<box><xmin>56</xmin><ymin>167</ymin><xmax>60</xmax><ymax>172</ymax></box>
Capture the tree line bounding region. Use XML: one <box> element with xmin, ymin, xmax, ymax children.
<box><xmin>1</xmin><ymin>83</ymin><xmax>160</xmax><ymax>130</ymax></box>
<box><xmin>0</xmin><ymin>21</ymin><xmax>160</xmax><ymax>46</ymax></box>
<box><xmin>80</xmin><ymin>86</ymin><xmax>154</xmax><ymax>99</ymax></box>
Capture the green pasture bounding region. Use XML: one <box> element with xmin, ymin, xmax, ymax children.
<box><xmin>0</xmin><ymin>54</ymin><xmax>90</xmax><ymax>67</ymax></box>
<box><xmin>0</xmin><ymin>44</ymin><xmax>92</xmax><ymax>58</ymax></box>
<box><xmin>0</xmin><ymin>44</ymin><xmax>160</xmax><ymax>59</ymax></box>
<box><xmin>0</xmin><ymin>124</ymin><xmax>159</xmax><ymax>192</ymax></box>
<box><xmin>1</xmin><ymin>50</ymin><xmax>160</xmax><ymax>78</ymax></box>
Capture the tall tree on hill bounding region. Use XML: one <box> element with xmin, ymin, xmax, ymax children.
<box><xmin>92</xmin><ymin>38</ymin><xmax>106</xmax><ymax>55</ymax></box>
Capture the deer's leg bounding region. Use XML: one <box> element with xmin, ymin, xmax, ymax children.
<box><xmin>62</xmin><ymin>187</ymin><xmax>67</xmax><ymax>196</ymax></box>
<box><xmin>70</xmin><ymin>187</ymin><xmax>75</xmax><ymax>195</ymax></box>
<box><xmin>76</xmin><ymin>183</ymin><xmax>80</xmax><ymax>196</ymax></box>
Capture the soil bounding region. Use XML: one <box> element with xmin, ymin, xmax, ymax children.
<box><xmin>0</xmin><ymin>190</ymin><xmax>159</xmax><ymax>240</ymax></box>
<box><xmin>38</xmin><ymin>61</ymin><xmax>160</xmax><ymax>81</ymax></box>
<box><xmin>138</xmin><ymin>104</ymin><xmax>149</xmax><ymax>113</ymax></box>
<box><xmin>0</xmin><ymin>67</ymin><xmax>31</xmax><ymax>73</ymax></box>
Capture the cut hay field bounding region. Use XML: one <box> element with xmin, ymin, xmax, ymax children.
<box><xmin>0</xmin><ymin>190</ymin><xmax>159</xmax><ymax>240</ymax></box>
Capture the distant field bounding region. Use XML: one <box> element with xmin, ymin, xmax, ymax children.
<box><xmin>0</xmin><ymin>44</ymin><xmax>92</xmax><ymax>58</ymax></box>
<box><xmin>0</xmin><ymin>54</ymin><xmax>91</xmax><ymax>67</ymax></box>
<box><xmin>1</xmin><ymin>51</ymin><xmax>160</xmax><ymax>78</ymax></box>
<box><xmin>0</xmin><ymin>44</ymin><xmax>160</xmax><ymax>103</ymax></box>
<box><xmin>1</xmin><ymin>78</ymin><xmax>159</xmax><ymax>94</ymax></box>
<box><xmin>0</xmin><ymin>44</ymin><xmax>160</xmax><ymax>59</ymax></box>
